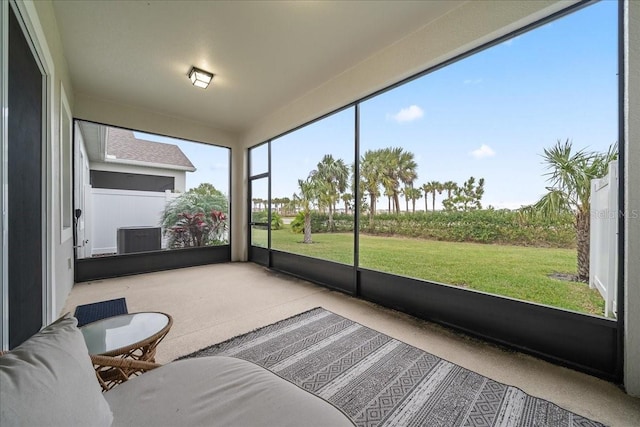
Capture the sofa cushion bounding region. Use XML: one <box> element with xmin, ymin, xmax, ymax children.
<box><xmin>105</xmin><ymin>356</ymin><xmax>354</xmax><ymax>427</ymax></box>
<box><xmin>0</xmin><ymin>313</ymin><xmax>113</xmax><ymax>427</ymax></box>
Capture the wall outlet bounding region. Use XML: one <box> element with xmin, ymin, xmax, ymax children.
<box><xmin>67</xmin><ymin>257</ymin><xmax>72</xmax><ymax>269</ymax></box>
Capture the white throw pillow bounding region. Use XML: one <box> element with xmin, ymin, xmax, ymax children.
<box><xmin>0</xmin><ymin>313</ymin><xmax>113</xmax><ymax>427</ymax></box>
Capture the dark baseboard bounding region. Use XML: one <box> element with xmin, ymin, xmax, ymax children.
<box><xmin>75</xmin><ymin>245</ymin><xmax>231</xmax><ymax>282</ymax></box>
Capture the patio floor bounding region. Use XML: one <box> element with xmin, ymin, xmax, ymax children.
<box><xmin>63</xmin><ymin>262</ymin><xmax>640</xmax><ymax>426</ymax></box>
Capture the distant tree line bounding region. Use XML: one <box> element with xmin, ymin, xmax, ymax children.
<box><xmin>257</xmin><ymin>147</ymin><xmax>486</xmax><ymax>242</ymax></box>
<box><xmin>255</xmin><ymin>139</ymin><xmax>618</xmax><ymax>284</ymax></box>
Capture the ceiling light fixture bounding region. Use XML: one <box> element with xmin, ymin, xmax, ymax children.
<box><xmin>188</xmin><ymin>66</ymin><xmax>214</xmax><ymax>89</ymax></box>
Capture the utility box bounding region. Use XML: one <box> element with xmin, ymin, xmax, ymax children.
<box><xmin>117</xmin><ymin>226</ymin><xmax>161</xmax><ymax>254</ymax></box>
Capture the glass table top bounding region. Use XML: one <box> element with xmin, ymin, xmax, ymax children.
<box><xmin>80</xmin><ymin>312</ymin><xmax>170</xmax><ymax>355</ymax></box>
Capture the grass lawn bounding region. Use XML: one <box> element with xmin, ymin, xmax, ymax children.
<box><xmin>259</xmin><ymin>225</ymin><xmax>605</xmax><ymax>316</ymax></box>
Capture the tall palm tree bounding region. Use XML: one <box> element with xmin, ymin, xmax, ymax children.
<box><xmin>384</xmin><ymin>187</ymin><xmax>394</xmax><ymax>213</ymax></box>
<box><xmin>281</xmin><ymin>196</ymin><xmax>291</xmax><ymax>215</ymax></box>
<box><xmin>425</xmin><ymin>180</ymin><xmax>443</xmax><ymax>211</ymax></box>
<box><xmin>294</xmin><ymin>178</ymin><xmax>320</xmax><ymax>244</ymax></box>
<box><xmin>405</xmin><ymin>186</ymin><xmax>422</xmax><ymax>213</ymax></box>
<box><xmin>401</xmin><ymin>186</ymin><xmax>408</xmax><ymax>212</ymax></box>
<box><xmin>379</xmin><ymin>147</ymin><xmax>417</xmax><ymax>214</ymax></box>
<box><xmin>442</xmin><ymin>181</ymin><xmax>457</xmax><ymax>199</ymax></box>
<box><xmin>341</xmin><ymin>193</ymin><xmax>353</xmax><ymax>215</ymax></box>
<box><xmin>527</xmin><ymin>139</ymin><xmax>617</xmax><ymax>282</ymax></box>
<box><xmin>309</xmin><ymin>154</ymin><xmax>349</xmax><ymax>231</ymax></box>
<box><xmin>360</xmin><ymin>150</ymin><xmax>384</xmax><ymax>227</ymax></box>
<box><xmin>421</xmin><ymin>182</ymin><xmax>434</xmax><ymax>212</ymax></box>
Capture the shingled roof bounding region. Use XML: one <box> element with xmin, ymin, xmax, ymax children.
<box><xmin>106</xmin><ymin>127</ymin><xmax>195</xmax><ymax>171</ymax></box>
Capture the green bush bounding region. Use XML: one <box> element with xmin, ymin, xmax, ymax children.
<box><xmin>251</xmin><ymin>210</ymin><xmax>284</xmax><ymax>230</ymax></box>
<box><xmin>161</xmin><ymin>190</ymin><xmax>228</xmax><ymax>248</ymax></box>
<box><xmin>364</xmin><ymin>210</ymin><xmax>575</xmax><ymax>248</ymax></box>
<box><xmin>288</xmin><ymin>209</ymin><xmax>574</xmax><ymax>248</ymax></box>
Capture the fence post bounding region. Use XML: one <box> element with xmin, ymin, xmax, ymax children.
<box><xmin>608</xmin><ymin>161</ymin><xmax>619</xmax><ymax>317</ymax></box>
<box><xmin>589</xmin><ymin>179</ymin><xmax>598</xmax><ymax>292</ymax></box>
<box><xmin>589</xmin><ymin>160</ymin><xmax>618</xmax><ymax>318</ymax></box>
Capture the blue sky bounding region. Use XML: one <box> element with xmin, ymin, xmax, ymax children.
<box><xmin>141</xmin><ymin>1</ymin><xmax>618</xmax><ymax>212</ymax></box>
<box><xmin>272</xmin><ymin>0</ymin><xmax>618</xmax><ymax>211</ymax></box>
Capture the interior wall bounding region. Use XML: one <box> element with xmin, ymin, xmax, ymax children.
<box><xmin>27</xmin><ymin>0</ymin><xmax>75</xmax><ymax>320</ymax></box>
<box><xmin>624</xmin><ymin>0</ymin><xmax>639</xmax><ymax>397</ymax></box>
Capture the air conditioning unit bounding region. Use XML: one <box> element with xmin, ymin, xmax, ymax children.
<box><xmin>117</xmin><ymin>226</ymin><xmax>161</xmax><ymax>254</ymax></box>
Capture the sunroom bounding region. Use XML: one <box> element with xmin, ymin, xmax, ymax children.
<box><xmin>2</xmin><ymin>0</ymin><xmax>639</xmax><ymax>425</ymax></box>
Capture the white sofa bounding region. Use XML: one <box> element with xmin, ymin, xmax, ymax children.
<box><xmin>0</xmin><ymin>314</ymin><xmax>354</xmax><ymax>427</ymax></box>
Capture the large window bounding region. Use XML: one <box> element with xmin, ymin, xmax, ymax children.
<box><xmin>358</xmin><ymin>0</ymin><xmax>618</xmax><ymax>317</ymax></box>
<box><xmin>249</xmin><ymin>1</ymin><xmax>618</xmax><ymax>319</ymax></box>
<box><xmin>270</xmin><ymin>108</ymin><xmax>355</xmax><ymax>266</ymax></box>
<box><xmin>74</xmin><ymin>121</ymin><xmax>230</xmax><ymax>259</ymax></box>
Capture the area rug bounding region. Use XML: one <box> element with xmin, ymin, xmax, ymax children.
<box><xmin>182</xmin><ymin>307</ymin><xmax>603</xmax><ymax>427</ymax></box>
<box><xmin>74</xmin><ymin>297</ymin><xmax>128</xmax><ymax>327</ymax></box>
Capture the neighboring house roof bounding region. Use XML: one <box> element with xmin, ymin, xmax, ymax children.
<box><xmin>106</xmin><ymin>127</ymin><xmax>196</xmax><ymax>171</ymax></box>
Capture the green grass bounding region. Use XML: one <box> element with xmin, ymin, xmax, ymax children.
<box><xmin>258</xmin><ymin>226</ymin><xmax>605</xmax><ymax>316</ymax></box>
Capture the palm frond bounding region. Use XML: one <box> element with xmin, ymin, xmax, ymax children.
<box><xmin>530</xmin><ymin>189</ymin><xmax>572</xmax><ymax>220</ymax></box>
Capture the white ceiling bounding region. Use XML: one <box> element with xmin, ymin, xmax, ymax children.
<box><xmin>52</xmin><ymin>1</ymin><xmax>464</xmax><ymax>134</ymax></box>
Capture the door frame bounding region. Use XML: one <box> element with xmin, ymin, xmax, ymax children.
<box><xmin>1</xmin><ymin>0</ymin><xmax>55</xmax><ymax>349</ymax></box>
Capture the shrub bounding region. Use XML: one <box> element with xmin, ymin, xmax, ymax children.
<box><xmin>363</xmin><ymin>210</ymin><xmax>575</xmax><ymax>248</ymax></box>
<box><xmin>290</xmin><ymin>212</ymin><xmax>353</xmax><ymax>234</ymax></box>
<box><xmin>251</xmin><ymin>210</ymin><xmax>284</xmax><ymax>230</ymax></box>
<box><xmin>288</xmin><ymin>209</ymin><xmax>574</xmax><ymax>248</ymax></box>
<box><xmin>161</xmin><ymin>190</ymin><xmax>229</xmax><ymax>248</ymax></box>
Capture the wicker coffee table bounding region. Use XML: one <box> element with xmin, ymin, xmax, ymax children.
<box><xmin>80</xmin><ymin>312</ymin><xmax>173</xmax><ymax>390</ymax></box>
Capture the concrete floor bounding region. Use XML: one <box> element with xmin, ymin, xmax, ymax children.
<box><xmin>63</xmin><ymin>262</ymin><xmax>640</xmax><ymax>426</ymax></box>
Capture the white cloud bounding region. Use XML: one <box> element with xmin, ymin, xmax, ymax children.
<box><xmin>469</xmin><ymin>144</ymin><xmax>496</xmax><ymax>159</ymax></box>
<box><xmin>463</xmin><ymin>78</ymin><xmax>483</xmax><ymax>85</ymax></box>
<box><xmin>388</xmin><ymin>105</ymin><xmax>424</xmax><ymax>123</ymax></box>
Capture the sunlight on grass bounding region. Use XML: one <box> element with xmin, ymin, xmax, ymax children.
<box><xmin>262</xmin><ymin>226</ymin><xmax>605</xmax><ymax>316</ymax></box>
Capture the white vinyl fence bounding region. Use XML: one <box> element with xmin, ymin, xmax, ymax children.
<box><xmin>90</xmin><ymin>189</ymin><xmax>178</xmax><ymax>256</ymax></box>
<box><xmin>589</xmin><ymin>160</ymin><xmax>618</xmax><ymax>318</ymax></box>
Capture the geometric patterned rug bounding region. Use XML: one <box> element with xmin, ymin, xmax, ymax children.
<box><xmin>182</xmin><ymin>308</ymin><xmax>604</xmax><ymax>427</ymax></box>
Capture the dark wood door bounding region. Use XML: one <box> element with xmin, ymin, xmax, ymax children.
<box><xmin>8</xmin><ymin>6</ymin><xmax>43</xmax><ymax>348</ymax></box>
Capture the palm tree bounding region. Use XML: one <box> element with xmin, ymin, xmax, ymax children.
<box><xmin>384</xmin><ymin>187</ymin><xmax>393</xmax><ymax>213</ymax></box>
<box><xmin>341</xmin><ymin>193</ymin><xmax>353</xmax><ymax>215</ymax></box>
<box><xmin>426</xmin><ymin>180</ymin><xmax>443</xmax><ymax>211</ymax></box>
<box><xmin>421</xmin><ymin>182</ymin><xmax>434</xmax><ymax>212</ymax></box>
<box><xmin>309</xmin><ymin>154</ymin><xmax>349</xmax><ymax>231</ymax></box>
<box><xmin>401</xmin><ymin>185</ymin><xmax>414</xmax><ymax>213</ymax></box>
<box><xmin>360</xmin><ymin>150</ymin><xmax>384</xmax><ymax>227</ymax></box>
<box><xmin>405</xmin><ymin>186</ymin><xmax>422</xmax><ymax>213</ymax></box>
<box><xmin>294</xmin><ymin>178</ymin><xmax>320</xmax><ymax>244</ymax></box>
<box><xmin>442</xmin><ymin>180</ymin><xmax>457</xmax><ymax>199</ymax></box>
<box><xmin>280</xmin><ymin>197</ymin><xmax>291</xmax><ymax>215</ymax></box>
<box><xmin>379</xmin><ymin>147</ymin><xmax>418</xmax><ymax>214</ymax></box>
<box><xmin>526</xmin><ymin>139</ymin><xmax>617</xmax><ymax>282</ymax></box>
